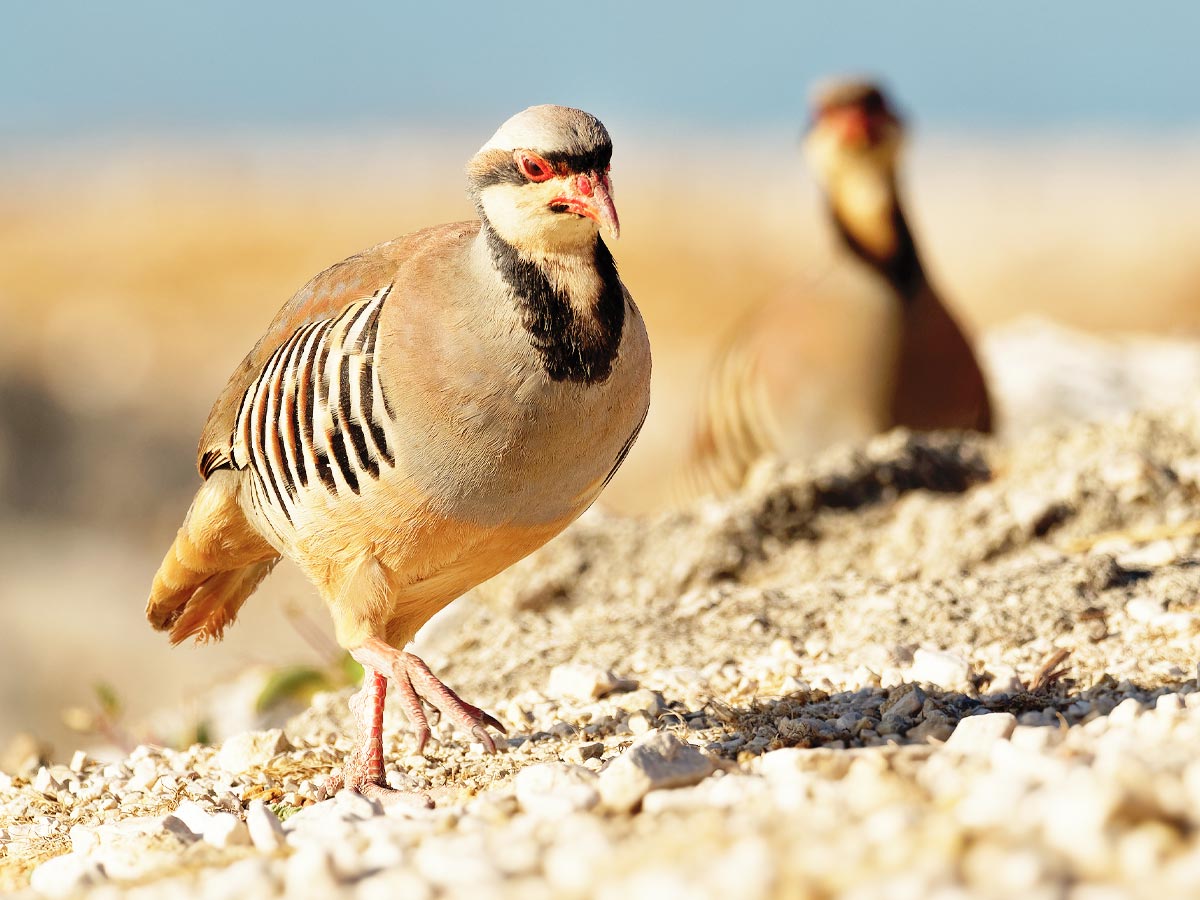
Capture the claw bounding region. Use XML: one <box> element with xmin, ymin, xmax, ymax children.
<box><xmin>412</xmin><ymin>726</ymin><xmax>432</xmax><ymax>756</ymax></box>
<box><xmin>471</xmin><ymin>725</ymin><xmax>497</xmax><ymax>753</ymax></box>
<box><xmin>400</xmin><ymin>651</ymin><xmax>506</xmax><ymax>747</ymax></box>
<box><xmin>480</xmin><ymin>711</ymin><xmax>508</xmax><ymax>735</ymax></box>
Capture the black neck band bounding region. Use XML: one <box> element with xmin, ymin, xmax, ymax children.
<box><xmin>481</xmin><ymin>219</ymin><xmax>625</xmax><ymax>384</ymax></box>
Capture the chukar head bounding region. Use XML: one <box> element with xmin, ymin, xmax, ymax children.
<box><xmin>804</xmin><ymin>79</ymin><xmax>904</xmax><ymax>179</ymax></box>
<box><xmin>467</xmin><ymin>105</ymin><xmax>619</xmax><ymax>253</ymax></box>
<box><xmin>803</xmin><ymin>79</ymin><xmax>906</xmax><ymax>261</ymax></box>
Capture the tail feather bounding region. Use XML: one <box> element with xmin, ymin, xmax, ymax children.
<box><xmin>147</xmin><ymin>470</ymin><xmax>279</xmax><ymax>644</ymax></box>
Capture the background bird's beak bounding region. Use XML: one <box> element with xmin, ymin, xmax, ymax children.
<box><xmin>553</xmin><ymin>173</ymin><xmax>621</xmax><ymax>240</ymax></box>
<box><xmin>829</xmin><ymin>106</ymin><xmax>874</xmax><ymax>147</ymax></box>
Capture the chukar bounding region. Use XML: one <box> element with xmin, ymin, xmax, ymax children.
<box><xmin>147</xmin><ymin>105</ymin><xmax>651</xmax><ymax>802</ymax></box>
<box><xmin>682</xmin><ymin>79</ymin><xmax>992</xmax><ymax>499</ymax></box>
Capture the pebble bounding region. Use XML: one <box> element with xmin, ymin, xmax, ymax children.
<box><xmin>1108</xmin><ymin>697</ymin><xmax>1144</xmax><ymax>726</ymax></box>
<box><xmin>943</xmin><ymin>712</ymin><xmax>1018</xmax><ymax>753</ymax></box>
<box><xmin>33</xmin><ymin>766</ymin><xmax>63</xmax><ymax>798</ymax></box>
<box><xmin>415</xmin><ymin>833</ymin><xmax>502</xmax><ymax>888</ymax></box>
<box><xmin>514</xmin><ymin>762</ymin><xmax>600</xmax><ymax>817</ymax></box>
<box><xmin>598</xmin><ymin>731</ymin><xmax>716</xmax><ymax>812</ymax></box>
<box><xmin>29</xmin><ymin>853</ymin><xmax>107</xmax><ymax>898</ymax></box>
<box><xmin>548</xmin><ymin>663</ymin><xmax>627</xmax><ymax>701</ymax></box>
<box><xmin>202</xmin><ymin>811</ymin><xmax>251</xmax><ymax>848</ymax></box>
<box><xmin>69</xmin><ymin>815</ymin><xmax>198</xmax><ymax>880</ymax></box>
<box><xmin>127</xmin><ymin>757</ymin><xmax>161</xmax><ymax>793</ymax></box>
<box><xmin>284</xmin><ymin>847</ymin><xmax>342</xmax><ymax>897</ymax></box>
<box><xmin>1126</xmin><ymin>597</ymin><xmax>1165</xmax><ymax>623</ymax></box>
<box><xmin>217</xmin><ymin>729</ymin><xmax>292</xmax><ymax>775</ymax></box>
<box><xmin>908</xmin><ymin>649</ymin><xmax>972</xmax><ymax>688</ymax></box>
<box><xmin>988</xmin><ymin>664</ymin><xmax>1024</xmax><ymax>694</ymax></box>
<box><xmin>170</xmin><ymin>799</ymin><xmax>215</xmax><ymax>835</ymax></box>
<box><xmin>882</xmin><ymin>684</ymin><xmax>927</xmax><ymax>720</ymax></box>
<box><xmin>1156</xmin><ymin>694</ymin><xmax>1185</xmax><ymax>715</ymax></box>
<box><xmin>567</xmin><ymin>742</ymin><xmax>605</xmax><ymax>763</ymax></box>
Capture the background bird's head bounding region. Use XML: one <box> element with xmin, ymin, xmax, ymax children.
<box><xmin>803</xmin><ymin>79</ymin><xmax>906</xmax><ymax>184</ymax></box>
<box><xmin>467</xmin><ymin>105</ymin><xmax>620</xmax><ymax>255</ymax></box>
<box><xmin>803</xmin><ymin>79</ymin><xmax>908</xmax><ymax>263</ymax></box>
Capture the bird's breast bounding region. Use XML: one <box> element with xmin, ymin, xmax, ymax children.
<box><xmin>379</xmin><ymin>294</ymin><xmax>650</xmax><ymax>528</ymax></box>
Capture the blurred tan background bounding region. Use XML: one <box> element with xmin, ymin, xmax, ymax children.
<box><xmin>3</xmin><ymin>1</ymin><xmax>1199</xmax><ymax>758</ymax></box>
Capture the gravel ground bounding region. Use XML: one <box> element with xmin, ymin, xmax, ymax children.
<box><xmin>8</xmin><ymin>399</ymin><xmax>1200</xmax><ymax>898</ymax></box>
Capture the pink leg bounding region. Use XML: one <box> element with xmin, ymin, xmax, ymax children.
<box><xmin>321</xmin><ymin>668</ymin><xmax>431</xmax><ymax>808</ymax></box>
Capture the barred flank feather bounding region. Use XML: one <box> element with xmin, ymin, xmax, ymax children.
<box><xmin>674</xmin><ymin>333</ymin><xmax>778</xmax><ymax>504</ymax></box>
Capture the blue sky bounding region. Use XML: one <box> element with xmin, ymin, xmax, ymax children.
<box><xmin>3</xmin><ymin>1</ymin><xmax>1196</xmax><ymax>137</ymax></box>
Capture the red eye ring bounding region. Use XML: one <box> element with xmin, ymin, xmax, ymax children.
<box><xmin>516</xmin><ymin>152</ymin><xmax>554</xmax><ymax>183</ymax></box>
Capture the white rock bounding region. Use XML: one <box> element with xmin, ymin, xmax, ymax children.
<box><xmin>1155</xmin><ymin>693</ymin><xmax>1185</xmax><ymax>715</ymax></box>
<box><xmin>1116</xmin><ymin>540</ymin><xmax>1180</xmax><ymax>569</ymax></box>
<box><xmin>127</xmin><ymin>757</ymin><xmax>160</xmax><ymax>793</ymax></box>
<box><xmin>1107</xmin><ymin>697</ymin><xmax>1144</xmax><ymax>726</ymax></box>
<box><xmin>33</xmin><ymin>766</ymin><xmax>62</xmax><ymax>797</ymax></box>
<box><xmin>284</xmin><ymin>847</ymin><xmax>343</xmax><ymax>895</ymax></box>
<box><xmin>598</xmin><ymin>731</ymin><xmax>716</xmax><ymax>812</ymax></box>
<box><xmin>203</xmin><ymin>812</ymin><xmax>250</xmax><ymax>848</ymax></box>
<box><xmin>69</xmin><ymin>750</ymin><xmax>88</xmax><ymax>774</ymax></box>
<box><xmin>69</xmin><ymin>815</ymin><xmax>198</xmax><ymax>879</ymax></box>
<box><xmin>514</xmin><ymin>762</ymin><xmax>600</xmax><ymax>817</ymax></box>
<box><xmin>415</xmin><ymin>833</ymin><xmax>501</xmax><ymax>887</ymax></box>
<box><xmin>284</xmin><ymin>789</ymin><xmax>381</xmax><ymax>840</ymax></box>
<box><xmin>548</xmin><ymin>663</ymin><xmax>624</xmax><ymax>701</ymax></box>
<box><xmin>1126</xmin><ymin>597</ymin><xmax>1165</xmax><ymax>623</ymax></box>
<box><xmin>609</xmin><ymin>689</ymin><xmax>666</xmax><ymax>717</ymax></box>
<box><xmin>642</xmin><ymin>773</ymin><xmax>771</xmax><ymax>813</ymax></box>
<box><xmin>987</xmin><ymin>664</ymin><xmax>1024</xmax><ymax>694</ymax></box>
<box><xmin>170</xmin><ymin>799</ymin><xmax>214</xmax><ymax>835</ymax></box>
<box><xmin>1009</xmin><ymin>725</ymin><xmax>1065</xmax><ymax>752</ymax></box>
<box><xmin>246</xmin><ymin>799</ymin><xmax>287</xmax><ymax>852</ymax></box>
<box><xmin>199</xmin><ymin>857</ymin><xmax>275</xmax><ymax>900</ymax></box>
<box><xmin>217</xmin><ymin>730</ymin><xmax>292</xmax><ymax>776</ymax></box>
<box><xmin>566</xmin><ymin>742</ymin><xmax>604</xmax><ymax>764</ymax></box>
<box><xmin>943</xmin><ymin>712</ymin><xmax>1018</xmax><ymax>753</ymax></box>
<box><xmin>908</xmin><ymin>648</ymin><xmax>971</xmax><ymax>688</ymax></box>
<box><xmin>628</xmin><ymin>711</ymin><xmax>653</xmax><ymax>735</ymax></box>
<box><xmin>357</xmin><ymin>868</ymin><xmax>434</xmax><ymax>900</ymax></box>
<box><xmin>30</xmin><ymin>853</ymin><xmax>107</xmax><ymax>898</ymax></box>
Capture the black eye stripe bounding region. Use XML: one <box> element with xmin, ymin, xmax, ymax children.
<box><xmin>539</xmin><ymin>145</ymin><xmax>612</xmax><ymax>174</ymax></box>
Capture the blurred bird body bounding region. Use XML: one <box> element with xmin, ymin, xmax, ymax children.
<box><xmin>682</xmin><ymin>80</ymin><xmax>991</xmax><ymax>499</ymax></box>
<box><xmin>147</xmin><ymin>106</ymin><xmax>650</xmax><ymax>800</ymax></box>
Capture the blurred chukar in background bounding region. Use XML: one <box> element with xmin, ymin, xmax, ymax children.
<box><xmin>681</xmin><ymin>79</ymin><xmax>992</xmax><ymax>499</ymax></box>
<box><xmin>147</xmin><ymin>105</ymin><xmax>651</xmax><ymax>803</ymax></box>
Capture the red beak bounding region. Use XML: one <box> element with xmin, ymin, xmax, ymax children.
<box><xmin>827</xmin><ymin>106</ymin><xmax>877</xmax><ymax>147</ymax></box>
<box><xmin>552</xmin><ymin>172</ymin><xmax>621</xmax><ymax>240</ymax></box>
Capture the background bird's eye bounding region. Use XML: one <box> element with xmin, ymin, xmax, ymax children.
<box><xmin>518</xmin><ymin>153</ymin><xmax>553</xmax><ymax>182</ymax></box>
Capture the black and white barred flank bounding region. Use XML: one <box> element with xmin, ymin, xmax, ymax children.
<box><xmin>230</xmin><ymin>285</ymin><xmax>397</xmax><ymax>530</ymax></box>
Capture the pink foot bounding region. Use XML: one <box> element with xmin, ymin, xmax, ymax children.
<box><xmin>354</xmin><ymin>637</ymin><xmax>507</xmax><ymax>755</ymax></box>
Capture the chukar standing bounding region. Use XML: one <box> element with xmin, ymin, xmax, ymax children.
<box><xmin>147</xmin><ymin>106</ymin><xmax>651</xmax><ymax>802</ymax></box>
<box><xmin>683</xmin><ymin>79</ymin><xmax>991</xmax><ymax>499</ymax></box>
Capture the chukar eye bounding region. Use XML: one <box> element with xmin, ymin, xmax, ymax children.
<box><xmin>517</xmin><ymin>153</ymin><xmax>553</xmax><ymax>182</ymax></box>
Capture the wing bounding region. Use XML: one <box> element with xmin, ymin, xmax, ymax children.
<box><xmin>196</xmin><ymin>222</ymin><xmax>478</xmax><ymax>478</ymax></box>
